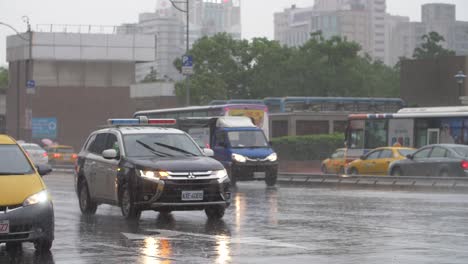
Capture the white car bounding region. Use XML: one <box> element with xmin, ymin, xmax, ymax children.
<box><xmin>20</xmin><ymin>143</ymin><xmax>49</xmax><ymax>165</ymax></box>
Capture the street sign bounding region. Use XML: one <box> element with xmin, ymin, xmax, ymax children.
<box><xmin>32</xmin><ymin>118</ymin><xmax>57</xmax><ymax>139</ymax></box>
<box><xmin>26</xmin><ymin>80</ymin><xmax>36</xmax><ymax>94</ymax></box>
<box><xmin>182</xmin><ymin>55</ymin><xmax>194</xmax><ymax>75</ymax></box>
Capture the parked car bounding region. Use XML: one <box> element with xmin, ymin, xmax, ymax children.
<box><xmin>388</xmin><ymin>144</ymin><xmax>468</xmax><ymax>177</ymax></box>
<box><xmin>19</xmin><ymin>143</ymin><xmax>49</xmax><ymax>165</ymax></box>
<box><xmin>346</xmin><ymin>146</ymin><xmax>416</xmax><ymax>175</ymax></box>
<box><xmin>44</xmin><ymin>145</ymin><xmax>77</xmax><ymax>166</ymax></box>
<box><xmin>0</xmin><ymin>135</ymin><xmax>54</xmax><ymax>252</ymax></box>
<box><xmin>321</xmin><ymin>148</ymin><xmax>349</xmax><ymax>174</ymax></box>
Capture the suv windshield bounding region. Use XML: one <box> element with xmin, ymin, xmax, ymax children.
<box><xmin>0</xmin><ymin>145</ymin><xmax>34</xmax><ymax>175</ymax></box>
<box><xmin>124</xmin><ymin>133</ymin><xmax>203</xmax><ymax>157</ymax></box>
<box><xmin>227</xmin><ymin>130</ymin><xmax>269</xmax><ymax>148</ymax></box>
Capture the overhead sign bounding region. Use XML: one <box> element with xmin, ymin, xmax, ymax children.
<box><xmin>32</xmin><ymin>118</ymin><xmax>57</xmax><ymax>139</ymax></box>
<box><xmin>182</xmin><ymin>55</ymin><xmax>194</xmax><ymax>75</ymax></box>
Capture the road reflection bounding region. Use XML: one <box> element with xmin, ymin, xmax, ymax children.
<box><xmin>141</xmin><ymin>237</ymin><xmax>172</xmax><ymax>264</ymax></box>
<box><xmin>0</xmin><ymin>247</ymin><xmax>54</xmax><ymax>264</ymax></box>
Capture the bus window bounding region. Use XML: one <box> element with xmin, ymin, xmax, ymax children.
<box><xmin>365</xmin><ymin>120</ymin><xmax>387</xmax><ymax>149</ymax></box>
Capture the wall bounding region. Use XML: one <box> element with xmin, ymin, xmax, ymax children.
<box><xmin>400</xmin><ymin>56</ymin><xmax>468</xmax><ymax>107</ymax></box>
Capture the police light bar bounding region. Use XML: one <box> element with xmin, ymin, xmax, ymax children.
<box><xmin>107</xmin><ymin>117</ymin><xmax>176</xmax><ymax>126</ymax></box>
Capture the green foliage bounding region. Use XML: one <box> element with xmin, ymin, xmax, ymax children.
<box><xmin>271</xmin><ymin>133</ymin><xmax>345</xmax><ymax>161</ymax></box>
<box><xmin>413</xmin><ymin>31</ymin><xmax>456</xmax><ymax>59</ymax></box>
<box><xmin>141</xmin><ymin>66</ymin><xmax>159</xmax><ymax>83</ymax></box>
<box><xmin>0</xmin><ymin>67</ymin><xmax>7</xmax><ymax>91</ymax></box>
<box><xmin>174</xmin><ymin>32</ymin><xmax>400</xmax><ymax>104</ymax></box>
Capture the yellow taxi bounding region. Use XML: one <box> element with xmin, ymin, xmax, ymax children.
<box><xmin>346</xmin><ymin>146</ymin><xmax>416</xmax><ymax>175</ymax></box>
<box><xmin>0</xmin><ymin>135</ymin><xmax>54</xmax><ymax>251</ymax></box>
<box><xmin>44</xmin><ymin>145</ymin><xmax>78</xmax><ymax>166</ymax></box>
<box><xmin>321</xmin><ymin>148</ymin><xmax>349</xmax><ymax>174</ymax></box>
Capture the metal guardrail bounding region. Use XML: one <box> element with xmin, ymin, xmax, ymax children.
<box><xmin>278</xmin><ymin>173</ymin><xmax>468</xmax><ymax>189</ymax></box>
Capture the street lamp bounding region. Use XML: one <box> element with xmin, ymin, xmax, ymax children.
<box><xmin>169</xmin><ymin>0</ymin><xmax>191</xmax><ymax>106</ymax></box>
<box><xmin>455</xmin><ymin>70</ymin><xmax>467</xmax><ymax>103</ymax></box>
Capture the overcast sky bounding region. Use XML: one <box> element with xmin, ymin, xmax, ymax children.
<box><xmin>1</xmin><ymin>0</ymin><xmax>467</xmax><ymax>66</ymax></box>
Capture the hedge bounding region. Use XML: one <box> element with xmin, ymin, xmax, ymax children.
<box><xmin>271</xmin><ymin>133</ymin><xmax>345</xmax><ymax>161</ymax></box>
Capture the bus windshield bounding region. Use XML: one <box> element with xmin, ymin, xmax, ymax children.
<box><xmin>227</xmin><ymin>130</ymin><xmax>269</xmax><ymax>148</ymax></box>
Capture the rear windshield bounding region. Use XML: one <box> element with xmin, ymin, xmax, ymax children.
<box><xmin>453</xmin><ymin>147</ymin><xmax>468</xmax><ymax>158</ymax></box>
<box><xmin>21</xmin><ymin>145</ymin><xmax>44</xmax><ymax>151</ymax></box>
<box><xmin>56</xmin><ymin>148</ymin><xmax>75</xmax><ymax>153</ymax></box>
<box><xmin>0</xmin><ymin>145</ymin><xmax>34</xmax><ymax>175</ymax></box>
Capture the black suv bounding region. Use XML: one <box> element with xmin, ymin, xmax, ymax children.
<box><xmin>74</xmin><ymin>119</ymin><xmax>231</xmax><ymax>220</ymax></box>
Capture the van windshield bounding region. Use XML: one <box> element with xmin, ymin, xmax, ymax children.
<box><xmin>227</xmin><ymin>130</ymin><xmax>269</xmax><ymax>148</ymax></box>
<box><xmin>0</xmin><ymin>145</ymin><xmax>34</xmax><ymax>175</ymax></box>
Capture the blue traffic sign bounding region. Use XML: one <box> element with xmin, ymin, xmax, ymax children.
<box><xmin>26</xmin><ymin>80</ymin><xmax>35</xmax><ymax>88</ymax></box>
<box><xmin>32</xmin><ymin>118</ymin><xmax>57</xmax><ymax>139</ymax></box>
<box><xmin>182</xmin><ymin>55</ymin><xmax>193</xmax><ymax>67</ymax></box>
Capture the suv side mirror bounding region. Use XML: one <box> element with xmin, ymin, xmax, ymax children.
<box><xmin>102</xmin><ymin>149</ymin><xmax>118</xmax><ymax>159</ymax></box>
<box><xmin>203</xmin><ymin>148</ymin><xmax>214</xmax><ymax>157</ymax></box>
<box><xmin>406</xmin><ymin>154</ymin><xmax>414</xmax><ymax>160</ymax></box>
<box><xmin>36</xmin><ymin>164</ymin><xmax>52</xmax><ymax>176</ymax></box>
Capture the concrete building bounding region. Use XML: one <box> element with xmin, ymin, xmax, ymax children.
<box><xmin>274</xmin><ymin>5</ymin><xmax>315</xmax><ymax>47</ymax></box>
<box><xmin>6</xmin><ymin>29</ymin><xmax>155</xmax><ymax>148</ymax></box>
<box><xmin>385</xmin><ymin>14</ymin><xmax>410</xmax><ymax>65</ymax></box>
<box><xmin>400</xmin><ymin>56</ymin><xmax>468</xmax><ymax>107</ymax></box>
<box><xmin>274</xmin><ymin>0</ymin><xmax>386</xmax><ymax>62</ymax></box>
<box><xmin>390</xmin><ymin>4</ymin><xmax>468</xmax><ymax>66</ymax></box>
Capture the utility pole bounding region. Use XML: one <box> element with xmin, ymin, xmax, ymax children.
<box><xmin>0</xmin><ymin>18</ymin><xmax>31</xmax><ymax>139</ymax></box>
<box><xmin>169</xmin><ymin>0</ymin><xmax>191</xmax><ymax>106</ymax></box>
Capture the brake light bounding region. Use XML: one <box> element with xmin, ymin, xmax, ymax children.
<box><xmin>461</xmin><ymin>160</ymin><xmax>468</xmax><ymax>170</ymax></box>
<box><xmin>53</xmin><ymin>153</ymin><xmax>61</xmax><ymax>158</ymax></box>
<box><xmin>43</xmin><ymin>152</ymin><xmax>48</xmax><ymax>157</ymax></box>
<box><xmin>72</xmin><ymin>154</ymin><xmax>78</xmax><ymax>159</ymax></box>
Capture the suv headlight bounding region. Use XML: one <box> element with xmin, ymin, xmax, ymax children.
<box><xmin>212</xmin><ymin>169</ymin><xmax>229</xmax><ymax>182</ymax></box>
<box><xmin>266</xmin><ymin>153</ymin><xmax>278</xmax><ymax>162</ymax></box>
<box><xmin>23</xmin><ymin>190</ymin><xmax>49</xmax><ymax>207</ymax></box>
<box><xmin>232</xmin><ymin>153</ymin><xmax>247</xmax><ymax>163</ymax></box>
<box><xmin>139</xmin><ymin>170</ymin><xmax>169</xmax><ymax>181</ymax></box>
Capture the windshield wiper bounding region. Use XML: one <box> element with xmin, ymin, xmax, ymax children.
<box><xmin>0</xmin><ymin>172</ymin><xmax>28</xmax><ymax>175</ymax></box>
<box><xmin>153</xmin><ymin>142</ymin><xmax>198</xmax><ymax>156</ymax></box>
<box><xmin>136</xmin><ymin>140</ymin><xmax>173</xmax><ymax>157</ymax></box>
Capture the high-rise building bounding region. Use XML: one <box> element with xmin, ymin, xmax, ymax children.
<box><xmin>366</xmin><ymin>0</ymin><xmax>386</xmax><ymax>62</ymax></box>
<box><xmin>274</xmin><ymin>5</ymin><xmax>316</xmax><ymax>47</ymax></box>
<box><xmin>121</xmin><ymin>0</ymin><xmax>242</xmax><ymax>83</ymax></box>
<box><xmin>390</xmin><ymin>3</ymin><xmax>468</xmax><ymax>66</ymax></box>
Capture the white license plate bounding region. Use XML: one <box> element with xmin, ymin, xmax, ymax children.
<box><xmin>0</xmin><ymin>220</ymin><xmax>9</xmax><ymax>234</ymax></box>
<box><xmin>181</xmin><ymin>190</ymin><xmax>204</xmax><ymax>201</ymax></box>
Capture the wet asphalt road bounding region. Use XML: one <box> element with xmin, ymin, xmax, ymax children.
<box><xmin>1</xmin><ymin>171</ymin><xmax>468</xmax><ymax>264</ymax></box>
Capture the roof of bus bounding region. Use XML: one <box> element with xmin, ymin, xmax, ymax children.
<box><xmin>349</xmin><ymin>106</ymin><xmax>468</xmax><ymax>120</ymax></box>
<box><xmin>134</xmin><ymin>104</ymin><xmax>268</xmax><ymax>116</ymax></box>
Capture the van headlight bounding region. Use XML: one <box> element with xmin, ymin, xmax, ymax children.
<box><xmin>23</xmin><ymin>190</ymin><xmax>49</xmax><ymax>207</ymax></box>
<box><xmin>139</xmin><ymin>170</ymin><xmax>169</xmax><ymax>181</ymax></box>
<box><xmin>232</xmin><ymin>153</ymin><xmax>247</xmax><ymax>163</ymax></box>
<box><xmin>266</xmin><ymin>153</ymin><xmax>278</xmax><ymax>162</ymax></box>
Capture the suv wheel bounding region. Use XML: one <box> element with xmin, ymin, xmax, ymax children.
<box><xmin>205</xmin><ymin>206</ymin><xmax>225</xmax><ymax>220</ymax></box>
<box><xmin>391</xmin><ymin>167</ymin><xmax>403</xmax><ymax>176</ymax></box>
<box><xmin>34</xmin><ymin>238</ymin><xmax>53</xmax><ymax>252</ymax></box>
<box><xmin>265</xmin><ymin>170</ymin><xmax>277</xmax><ymax>187</ymax></box>
<box><xmin>79</xmin><ymin>180</ymin><xmax>97</xmax><ymax>215</ymax></box>
<box><xmin>121</xmin><ymin>184</ymin><xmax>141</xmax><ymax>221</ymax></box>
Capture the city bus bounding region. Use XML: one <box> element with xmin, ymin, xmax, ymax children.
<box><xmin>346</xmin><ymin>106</ymin><xmax>468</xmax><ymax>158</ymax></box>
<box><xmin>133</xmin><ymin>104</ymin><xmax>269</xmax><ymax>138</ymax></box>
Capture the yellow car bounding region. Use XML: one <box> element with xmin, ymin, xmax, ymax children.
<box><xmin>346</xmin><ymin>147</ymin><xmax>416</xmax><ymax>175</ymax></box>
<box><xmin>44</xmin><ymin>145</ymin><xmax>78</xmax><ymax>166</ymax></box>
<box><xmin>0</xmin><ymin>135</ymin><xmax>54</xmax><ymax>251</ymax></box>
<box><xmin>321</xmin><ymin>148</ymin><xmax>349</xmax><ymax>174</ymax></box>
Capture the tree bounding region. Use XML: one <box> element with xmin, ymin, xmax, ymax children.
<box><xmin>141</xmin><ymin>66</ymin><xmax>159</xmax><ymax>83</ymax></box>
<box><xmin>413</xmin><ymin>31</ymin><xmax>455</xmax><ymax>59</ymax></box>
<box><xmin>0</xmin><ymin>67</ymin><xmax>7</xmax><ymax>91</ymax></box>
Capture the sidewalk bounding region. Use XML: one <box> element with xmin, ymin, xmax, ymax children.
<box><xmin>278</xmin><ymin>160</ymin><xmax>322</xmax><ymax>174</ymax></box>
